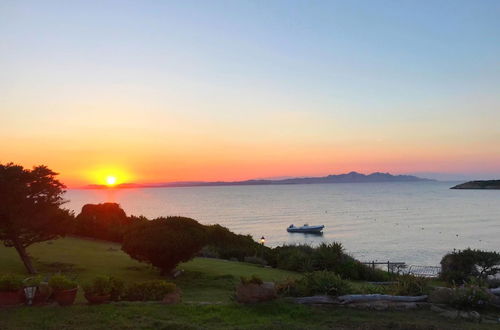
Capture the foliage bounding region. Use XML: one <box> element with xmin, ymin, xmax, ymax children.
<box><xmin>48</xmin><ymin>274</ymin><xmax>77</xmax><ymax>291</ymax></box>
<box><xmin>391</xmin><ymin>274</ymin><xmax>429</xmax><ymax>296</ymax></box>
<box><xmin>122</xmin><ymin>216</ymin><xmax>208</xmax><ymax>274</ymax></box>
<box><xmin>83</xmin><ymin>276</ymin><xmax>113</xmax><ymax>296</ymax></box>
<box><xmin>296</xmin><ymin>271</ymin><xmax>352</xmax><ymax>296</ymax></box>
<box><xmin>450</xmin><ymin>281</ymin><xmax>493</xmax><ymax>310</ymax></box>
<box><xmin>0</xmin><ymin>163</ymin><xmax>73</xmax><ymax>273</ymax></box>
<box><xmin>23</xmin><ymin>276</ymin><xmax>43</xmax><ymax>287</ymax></box>
<box><xmin>240</xmin><ymin>275</ymin><xmax>263</xmax><ymax>285</ymax></box>
<box><xmin>0</xmin><ymin>274</ymin><xmax>23</xmax><ymax>291</ymax></box>
<box><xmin>123</xmin><ymin>280</ymin><xmax>176</xmax><ymax>301</ymax></box>
<box><xmin>354</xmin><ymin>284</ymin><xmax>388</xmax><ymax>295</ymax></box>
<box><xmin>108</xmin><ymin>276</ymin><xmax>125</xmax><ymax>301</ymax></box>
<box><xmin>243</xmin><ymin>256</ymin><xmax>267</xmax><ymax>266</ymax></box>
<box><xmin>74</xmin><ymin>203</ymin><xmax>143</xmax><ymax>242</ymax></box>
<box><xmin>270</xmin><ymin>243</ymin><xmax>390</xmax><ymax>281</ymax></box>
<box><xmin>204</xmin><ymin>224</ymin><xmax>268</xmax><ymax>261</ymax></box>
<box><xmin>440</xmin><ymin>248</ymin><xmax>500</xmax><ymax>284</ymax></box>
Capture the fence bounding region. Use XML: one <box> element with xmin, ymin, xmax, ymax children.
<box><xmin>362</xmin><ymin>261</ymin><xmax>442</xmax><ymax>278</ymax></box>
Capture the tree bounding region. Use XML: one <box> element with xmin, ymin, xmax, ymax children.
<box><xmin>122</xmin><ymin>216</ymin><xmax>207</xmax><ymax>275</ymax></box>
<box><xmin>0</xmin><ymin>163</ymin><xmax>72</xmax><ymax>274</ymax></box>
<box><xmin>75</xmin><ymin>203</ymin><xmax>133</xmax><ymax>242</ymax></box>
<box><xmin>440</xmin><ymin>248</ymin><xmax>500</xmax><ymax>284</ymax></box>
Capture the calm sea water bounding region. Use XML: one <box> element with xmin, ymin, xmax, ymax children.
<box><xmin>65</xmin><ymin>182</ymin><xmax>500</xmax><ymax>266</ymax></box>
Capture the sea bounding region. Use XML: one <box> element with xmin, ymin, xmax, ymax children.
<box><xmin>65</xmin><ymin>181</ymin><xmax>500</xmax><ymax>266</ymax></box>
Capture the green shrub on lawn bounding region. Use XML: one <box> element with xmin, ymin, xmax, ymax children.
<box><xmin>391</xmin><ymin>274</ymin><xmax>429</xmax><ymax>296</ymax></box>
<box><xmin>0</xmin><ymin>274</ymin><xmax>23</xmax><ymax>291</ymax></box>
<box><xmin>83</xmin><ymin>276</ymin><xmax>112</xmax><ymax>296</ymax></box>
<box><xmin>123</xmin><ymin>280</ymin><xmax>176</xmax><ymax>301</ymax></box>
<box><xmin>240</xmin><ymin>275</ymin><xmax>263</xmax><ymax>285</ymax></box>
<box><xmin>48</xmin><ymin>274</ymin><xmax>77</xmax><ymax>291</ymax></box>
<box><xmin>297</xmin><ymin>271</ymin><xmax>352</xmax><ymax>296</ymax></box>
<box><xmin>450</xmin><ymin>281</ymin><xmax>493</xmax><ymax>310</ymax></box>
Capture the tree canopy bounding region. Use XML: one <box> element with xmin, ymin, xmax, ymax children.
<box><xmin>0</xmin><ymin>163</ymin><xmax>72</xmax><ymax>273</ymax></box>
<box><xmin>122</xmin><ymin>216</ymin><xmax>207</xmax><ymax>274</ymax></box>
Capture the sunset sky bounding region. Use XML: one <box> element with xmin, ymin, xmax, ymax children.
<box><xmin>1</xmin><ymin>1</ymin><xmax>499</xmax><ymax>186</ymax></box>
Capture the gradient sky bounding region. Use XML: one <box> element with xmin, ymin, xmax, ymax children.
<box><xmin>1</xmin><ymin>0</ymin><xmax>499</xmax><ymax>186</ymax></box>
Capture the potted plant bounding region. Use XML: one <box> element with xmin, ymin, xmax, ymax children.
<box><xmin>0</xmin><ymin>274</ymin><xmax>24</xmax><ymax>306</ymax></box>
<box><xmin>48</xmin><ymin>274</ymin><xmax>78</xmax><ymax>306</ymax></box>
<box><xmin>83</xmin><ymin>276</ymin><xmax>112</xmax><ymax>304</ymax></box>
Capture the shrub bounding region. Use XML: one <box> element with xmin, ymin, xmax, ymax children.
<box><xmin>240</xmin><ymin>275</ymin><xmax>263</xmax><ymax>285</ymax></box>
<box><xmin>122</xmin><ymin>217</ymin><xmax>208</xmax><ymax>274</ymax></box>
<box><xmin>83</xmin><ymin>276</ymin><xmax>112</xmax><ymax>296</ymax></box>
<box><xmin>22</xmin><ymin>276</ymin><xmax>42</xmax><ymax>287</ymax></box>
<box><xmin>243</xmin><ymin>256</ymin><xmax>267</xmax><ymax>266</ymax></box>
<box><xmin>274</xmin><ymin>245</ymin><xmax>315</xmax><ymax>272</ymax></box>
<box><xmin>48</xmin><ymin>274</ymin><xmax>77</xmax><ymax>291</ymax></box>
<box><xmin>354</xmin><ymin>284</ymin><xmax>388</xmax><ymax>295</ymax></box>
<box><xmin>297</xmin><ymin>271</ymin><xmax>352</xmax><ymax>296</ymax></box>
<box><xmin>276</xmin><ymin>278</ymin><xmax>301</xmax><ymax>297</ymax></box>
<box><xmin>123</xmin><ymin>280</ymin><xmax>176</xmax><ymax>301</ymax></box>
<box><xmin>450</xmin><ymin>282</ymin><xmax>493</xmax><ymax>310</ymax></box>
<box><xmin>109</xmin><ymin>276</ymin><xmax>125</xmax><ymax>301</ymax></box>
<box><xmin>392</xmin><ymin>274</ymin><xmax>429</xmax><ymax>296</ymax></box>
<box><xmin>440</xmin><ymin>248</ymin><xmax>500</xmax><ymax>284</ymax></box>
<box><xmin>0</xmin><ymin>274</ymin><xmax>23</xmax><ymax>291</ymax></box>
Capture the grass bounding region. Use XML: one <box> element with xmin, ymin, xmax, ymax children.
<box><xmin>0</xmin><ymin>237</ymin><xmax>497</xmax><ymax>329</ymax></box>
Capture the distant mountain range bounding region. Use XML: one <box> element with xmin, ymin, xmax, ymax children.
<box><xmin>83</xmin><ymin>171</ymin><xmax>434</xmax><ymax>189</ymax></box>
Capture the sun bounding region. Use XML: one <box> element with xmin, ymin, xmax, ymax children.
<box><xmin>106</xmin><ymin>176</ymin><xmax>117</xmax><ymax>186</ymax></box>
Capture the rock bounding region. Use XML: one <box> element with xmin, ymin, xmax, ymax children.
<box><xmin>459</xmin><ymin>311</ymin><xmax>480</xmax><ymax>322</ymax></box>
<box><xmin>428</xmin><ymin>287</ymin><xmax>454</xmax><ymax>304</ymax></box>
<box><xmin>236</xmin><ymin>282</ymin><xmax>277</xmax><ymax>303</ymax></box>
<box><xmin>162</xmin><ymin>289</ymin><xmax>182</xmax><ymax>305</ymax></box>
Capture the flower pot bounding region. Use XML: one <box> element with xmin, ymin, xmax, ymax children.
<box><xmin>53</xmin><ymin>288</ymin><xmax>78</xmax><ymax>306</ymax></box>
<box><xmin>84</xmin><ymin>293</ymin><xmax>110</xmax><ymax>304</ymax></box>
<box><xmin>0</xmin><ymin>290</ymin><xmax>24</xmax><ymax>306</ymax></box>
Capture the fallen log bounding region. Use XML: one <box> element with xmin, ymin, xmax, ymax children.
<box><xmin>337</xmin><ymin>294</ymin><xmax>428</xmax><ymax>304</ymax></box>
<box><xmin>490</xmin><ymin>288</ymin><xmax>500</xmax><ymax>295</ymax></box>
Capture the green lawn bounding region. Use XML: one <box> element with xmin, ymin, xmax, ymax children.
<box><xmin>0</xmin><ymin>237</ymin><xmax>496</xmax><ymax>329</ymax></box>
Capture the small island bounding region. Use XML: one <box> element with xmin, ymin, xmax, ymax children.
<box><xmin>451</xmin><ymin>180</ymin><xmax>500</xmax><ymax>189</ymax></box>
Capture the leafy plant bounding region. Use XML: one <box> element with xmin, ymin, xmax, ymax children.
<box><xmin>83</xmin><ymin>276</ymin><xmax>112</xmax><ymax>296</ymax></box>
<box><xmin>450</xmin><ymin>281</ymin><xmax>493</xmax><ymax>310</ymax></box>
<box><xmin>0</xmin><ymin>274</ymin><xmax>23</xmax><ymax>291</ymax></box>
<box><xmin>48</xmin><ymin>274</ymin><xmax>77</xmax><ymax>291</ymax></box>
<box><xmin>391</xmin><ymin>274</ymin><xmax>429</xmax><ymax>296</ymax></box>
<box><xmin>297</xmin><ymin>271</ymin><xmax>352</xmax><ymax>296</ymax></box>
<box><xmin>109</xmin><ymin>276</ymin><xmax>125</xmax><ymax>301</ymax></box>
<box><xmin>123</xmin><ymin>280</ymin><xmax>176</xmax><ymax>301</ymax></box>
<box><xmin>240</xmin><ymin>275</ymin><xmax>263</xmax><ymax>285</ymax></box>
<box><xmin>23</xmin><ymin>276</ymin><xmax>43</xmax><ymax>287</ymax></box>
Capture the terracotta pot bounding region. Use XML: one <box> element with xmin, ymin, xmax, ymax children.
<box><xmin>162</xmin><ymin>289</ymin><xmax>182</xmax><ymax>304</ymax></box>
<box><xmin>0</xmin><ymin>290</ymin><xmax>24</xmax><ymax>306</ymax></box>
<box><xmin>84</xmin><ymin>293</ymin><xmax>110</xmax><ymax>304</ymax></box>
<box><xmin>53</xmin><ymin>288</ymin><xmax>78</xmax><ymax>306</ymax></box>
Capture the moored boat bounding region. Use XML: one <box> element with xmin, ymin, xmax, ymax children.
<box><xmin>287</xmin><ymin>224</ymin><xmax>324</xmax><ymax>233</ymax></box>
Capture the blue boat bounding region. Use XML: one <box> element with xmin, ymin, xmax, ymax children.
<box><xmin>287</xmin><ymin>224</ymin><xmax>325</xmax><ymax>233</ymax></box>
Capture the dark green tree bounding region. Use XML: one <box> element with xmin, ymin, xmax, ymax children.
<box><xmin>122</xmin><ymin>216</ymin><xmax>207</xmax><ymax>274</ymax></box>
<box><xmin>0</xmin><ymin>163</ymin><xmax>73</xmax><ymax>274</ymax></box>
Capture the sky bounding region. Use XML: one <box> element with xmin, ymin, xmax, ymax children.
<box><xmin>1</xmin><ymin>0</ymin><xmax>499</xmax><ymax>186</ymax></box>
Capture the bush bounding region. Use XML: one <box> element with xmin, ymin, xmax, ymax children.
<box><xmin>48</xmin><ymin>274</ymin><xmax>77</xmax><ymax>291</ymax></box>
<box><xmin>391</xmin><ymin>274</ymin><xmax>429</xmax><ymax>296</ymax></box>
<box><xmin>274</xmin><ymin>245</ymin><xmax>315</xmax><ymax>272</ymax></box>
<box><xmin>240</xmin><ymin>275</ymin><xmax>263</xmax><ymax>285</ymax></box>
<box><xmin>83</xmin><ymin>276</ymin><xmax>112</xmax><ymax>296</ymax></box>
<box><xmin>276</xmin><ymin>278</ymin><xmax>302</xmax><ymax>297</ymax></box>
<box><xmin>440</xmin><ymin>248</ymin><xmax>500</xmax><ymax>284</ymax></box>
<box><xmin>297</xmin><ymin>271</ymin><xmax>352</xmax><ymax>296</ymax></box>
<box><xmin>354</xmin><ymin>284</ymin><xmax>388</xmax><ymax>295</ymax></box>
<box><xmin>22</xmin><ymin>276</ymin><xmax>42</xmax><ymax>287</ymax></box>
<box><xmin>123</xmin><ymin>280</ymin><xmax>176</xmax><ymax>301</ymax></box>
<box><xmin>109</xmin><ymin>276</ymin><xmax>125</xmax><ymax>301</ymax></box>
<box><xmin>0</xmin><ymin>274</ymin><xmax>23</xmax><ymax>291</ymax></box>
<box><xmin>450</xmin><ymin>281</ymin><xmax>493</xmax><ymax>310</ymax></box>
<box><xmin>243</xmin><ymin>256</ymin><xmax>267</xmax><ymax>266</ymax></box>
<box><xmin>122</xmin><ymin>217</ymin><xmax>208</xmax><ymax>274</ymax></box>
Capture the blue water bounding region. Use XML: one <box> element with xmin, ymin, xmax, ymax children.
<box><xmin>65</xmin><ymin>181</ymin><xmax>500</xmax><ymax>266</ymax></box>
